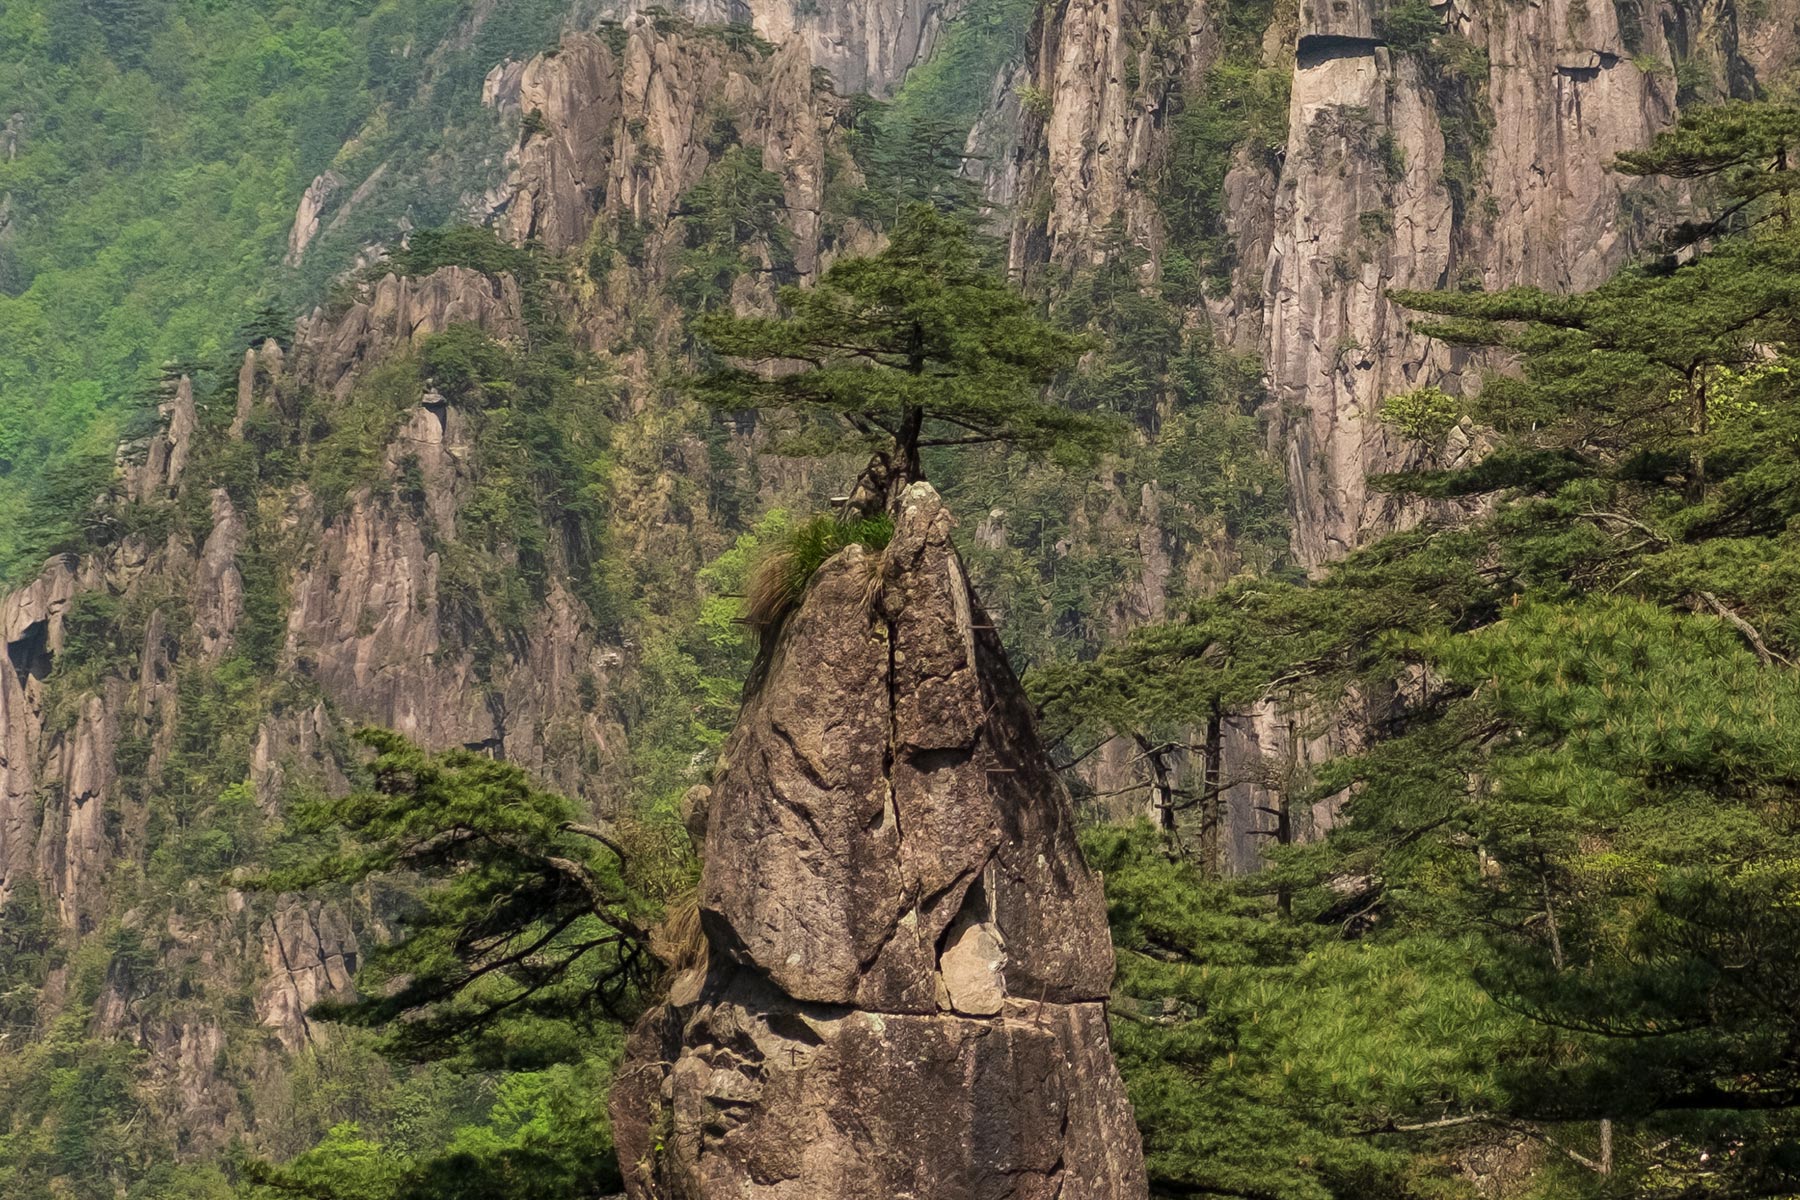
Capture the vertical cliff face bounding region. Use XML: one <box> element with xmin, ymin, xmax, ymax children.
<box><xmin>989</xmin><ymin>0</ymin><xmax>1800</xmax><ymax>862</ymax></box>
<box><xmin>1264</xmin><ymin>0</ymin><xmax>1683</xmax><ymax>568</ymax></box>
<box><xmin>1017</xmin><ymin>0</ymin><xmax>1169</xmax><ymax>266</ymax></box>
<box><xmin>615</xmin><ymin>484</ymin><xmax>1146</xmax><ymax>1199</ymax></box>
<box><xmin>1263</xmin><ymin>34</ymin><xmax>1457</xmax><ymax>568</ymax></box>
<box><xmin>2</xmin><ymin>555</ymin><xmax>98</xmax><ymax>926</ymax></box>
<box><xmin>738</xmin><ymin>0</ymin><xmax>954</xmax><ymax>94</ymax></box>
<box><xmin>485</xmin><ymin>23</ymin><xmax>859</xmax><ymax>284</ymax></box>
<box><xmin>1004</xmin><ymin>0</ymin><xmax>1795</xmax><ymax>571</ymax></box>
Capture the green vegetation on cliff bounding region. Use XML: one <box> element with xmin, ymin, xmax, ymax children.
<box><xmin>1043</xmin><ymin>99</ymin><xmax>1800</xmax><ymax>1199</ymax></box>
<box><xmin>0</xmin><ymin>0</ymin><xmax>578</xmax><ymax>580</ymax></box>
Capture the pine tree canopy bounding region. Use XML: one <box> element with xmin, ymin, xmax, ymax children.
<box><xmin>686</xmin><ymin>204</ymin><xmax>1117</xmax><ymax>506</ymax></box>
<box><xmin>1615</xmin><ymin>100</ymin><xmax>1800</xmax><ymax>218</ymax></box>
<box><xmin>246</xmin><ymin>731</ymin><xmax>669</xmax><ymax>1069</ymax></box>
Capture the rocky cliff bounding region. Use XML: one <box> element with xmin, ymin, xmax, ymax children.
<box><xmin>1003</xmin><ymin>0</ymin><xmax>1759</xmax><ymax>567</ymax></box>
<box><xmin>0</xmin><ymin>262</ymin><xmax>615</xmax><ymax>1143</ymax></box>
<box><xmin>0</xmin><ymin>10</ymin><xmax>916</xmax><ymax>1163</ymax></box>
<box><xmin>989</xmin><ymin>0</ymin><xmax>1800</xmax><ymax>862</ymax></box>
<box><xmin>3</xmin><ymin>0</ymin><xmax>1796</xmax><ymax>1171</ymax></box>
<box><xmin>614</xmin><ymin>484</ymin><xmax>1147</xmax><ymax>1199</ymax></box>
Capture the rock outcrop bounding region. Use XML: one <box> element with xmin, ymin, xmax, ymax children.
<box><xmin>295</xmin><ymin>265</ymin><xmax>524</xmax><ymax>400</ymax></box>
<box><xmin>614</xmin><ymin>484</ymin><xmax>1147</xmax><ymax>1200</ymax></box>
<box><xmin>486</xmin><ymin>19</ymin><xmax>866</xmax><ymax>293</ymax></box>
<box><xmin>0</xmin><ymin>263</ymin><xmax>625</xmax><ymax>1144</ymax></box>
<box><xmin>11</xmin><ymin>0</ymin><xmax>1800</xmax><ymax>1170</ymax></box>
<box><xmin>284</xmin><ymin>170</ymin><xmax>343</xmax><ymax>266</ymax></box>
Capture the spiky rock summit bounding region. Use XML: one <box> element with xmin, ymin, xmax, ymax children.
<box><xmin>613</xmin><ymin>483</ymin><xmax>1148</xmax><ymax>1199</ymax></box>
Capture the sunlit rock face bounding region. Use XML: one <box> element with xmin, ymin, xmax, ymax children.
<box><xmin>614</xmin><ymin>483</ymin><xmax>1148</xmax><ymax>1200</ymax></box>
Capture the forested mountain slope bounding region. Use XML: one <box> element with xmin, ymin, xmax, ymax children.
<box><xmin>1</xmin><ymin>0</ymin><xmax>1797</xmax><ymax>1196</ymax></box>
<box><xmin>0</xmin><ymin>1</ymin><xmax>621</xmax><ymax>576</ymax></box>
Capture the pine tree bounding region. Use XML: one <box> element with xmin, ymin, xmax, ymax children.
<box><xmin>236</xmin><ymin>298</ymin><xmax>296</xmax><ymax>352</ymax></box>
<box><xmin>670</xmin><ymin>145</ymin><xmax>793</xmax><ymax>315</ymax></box>
<box><xmin>1615</xmin><ymin>99</ymin><xmax>1800</xmax><ymax>236</ymax></box>
<box><xmin>246</xmin><ymin>731</ymin><xmax>671</xmax><ymax>1068</ymax></box>
<box><xmin>686</xmin><ymin>204</ymin><xmax>1114</xmax><ymax>511</ymax></box>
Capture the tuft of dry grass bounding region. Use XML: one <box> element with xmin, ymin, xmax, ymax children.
<box><xmin>652</xmin><ymin>887</ymin><xmax>707</xmax><ymax>982</ymax></box>
<box><xmin>744</xmin><ymin>513</ymin><xmax>894</xmax><ymax>630</ymax></box>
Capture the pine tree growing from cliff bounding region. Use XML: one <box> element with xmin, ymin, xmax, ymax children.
<box><xmin>1035</xmin><ymin>99</ymin><xmax>1800</xmax><ymax>1200</ymax></box>
<box><xmin>1615</xmin><ymin>99</ymin><xmax>1800</xmax><ymax>237</ymax></box>
<box><xmin>247</xmin><ymin>730</ymin><xmax>668</xmax><ymax>1067</ymax></box>
<box><xmin>687</xmin><ymin>204</ymin><xmax>1116</xmax><ymax>511</ymax></box>
<box><xmin>1388</xmin><ymin>99</ymin><xmax>1800</xmax><ymax>501</ymax></box>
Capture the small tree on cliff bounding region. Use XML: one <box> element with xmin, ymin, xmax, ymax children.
<box><xmin>246</xmin><ymin>730</ymin><xmax>672</xmax><ymax>1067</ymax></box>
<box><xmin>687</xmin><ymin>204</ymin><xmax>1117</xmax><ymax>511</ymax></box>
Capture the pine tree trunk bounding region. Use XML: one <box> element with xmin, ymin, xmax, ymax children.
<box><xmin>1201</xmin><ymin>700</ymin><xmax>1224</xmax><ymax>877</ymax></box>
<box><xmin>1689</xmin><ymin>368</ymin><xmax>1708</xmax><ymax>502</ymax></box>
<box><xmin>1275</xmin><ymin>717</ymin><xmax>1298</xmax><ymax>915</ymax></box>
<box><xmin>890</xmin><ymin>404</ymin><xmax>924</xmax><ymax>510</ymax></box>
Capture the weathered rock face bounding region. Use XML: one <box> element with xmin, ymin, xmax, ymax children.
<box><xmin>611</xmin><ymin>0</ymin><xmax>949</xmax><ymax>95</ymax></box>
<box><xmin>736</xmin><ymin>0</ymin><xmax>950</xmax><ymax>95</ymax></box>
<box><xmin>1005</xmin><ymin>0</ymin><xmax>1693</xmax><ymax>572</ymax></box>
<box><xmin>1262</xmin><ymin>36</ymin><xmax>1458</xmax><ymax>570</ymax></box>
<box><xmin>295</xmin><ymin>266</ymin><xmax>524</xmax><ymax>400</ymax></box>
<box><xmin>280</xmin><ymin>0</ymin><xmax>942</xmax><ymax>281</ymax></box>
<box><xmin>486</xmin><ymin>19</ymin><xmax>864</xmax><ymax>291</ymax></box>
<box><xmin>256</xmin><ymin>897</ymin><xmax>363</xmax><ymax>1053</ymax></box>
<box><xmin>990</xmin><ymin>0</ymin><xmax>1800</xmax><ymax>866</ymax></box>
<box><xmin>614</xmin><ymin>484</ymin><xmax>1147</xmax><ymax>1200</ymax></box>
<box><xmin>1007</xmin><ymin>0</ymin><xmax>1173</xmax><ymax>272</ymax></box>
<box><xmin>0</xmin><ymin>263</ymin><xmax>623</xmax><ymax>1149</ymax></box>
<box><xmin>284</xmin><ymin>170</ymin><xmax>343</xmax><ymax>266</ymax></box>
<box><xmin>1002</xmin><ymin>0</ymin><xmax>1800</xmax><ymax>574</ymax></box>
<box><xmin>1264</xmin><ymin>0</ymin><xmax>1678</xmax><ymax>569</ymax></box>
<box><xmin>2</xmin><ymin>557</ymin><xmax>87</xmax><ymax>901</ymax></box>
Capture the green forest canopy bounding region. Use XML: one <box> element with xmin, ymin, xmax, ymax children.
<box><xmin>0</xmin><ymin>0</ymin><xmax>578</xmax><ymax>580</ymax></box>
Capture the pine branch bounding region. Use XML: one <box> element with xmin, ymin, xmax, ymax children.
<box><xmin>1576</xmin><ymin>510</ymin><xmax>1669</xmax><ymax>547</ymax></box>
<box><xmin>559</xmin><ymin>820</ymin><xmax>631</xmax><ymax>864</ymax></box>
<box><xmin>1693</xmin><ymin>591</ymin><xmax>1791</xmax><ymax>666</ymax></box>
